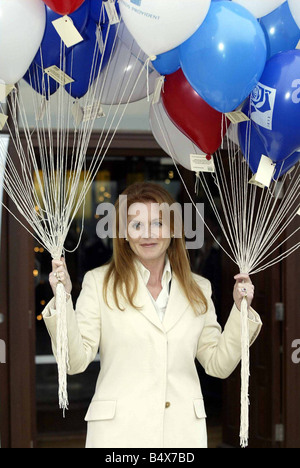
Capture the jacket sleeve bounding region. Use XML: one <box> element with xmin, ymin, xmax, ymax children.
<box><xmin>42</xmin><ymin>270</ymin><xmax>101</xmax><ymax>375</ymax></box>
<box><xmin>196</xmin><ymin>280</ymin><xmax>262</xmax><ymax>379</ymax></box>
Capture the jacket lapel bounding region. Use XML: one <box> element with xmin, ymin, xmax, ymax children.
<box><xmin>162</xmin><ymin>274</ymin><xmax>191</xmax><ymax>333</ymax></box>
<box><xmin>134</xmin><ymin>271</ymin><xmax>191</xmax><ymax>334</ymax></box>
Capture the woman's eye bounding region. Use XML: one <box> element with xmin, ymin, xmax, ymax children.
<box><xmin>153</xmin><ymin>221</ymin><xmax>163</xmax><ymax>227</ymax></box>
<box><xmin>132</xmin><ymin>222</ymin><xmax>141</xmax><ymax>230</ymax></box>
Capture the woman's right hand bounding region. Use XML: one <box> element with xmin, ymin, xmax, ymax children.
<box><xmin>49</xmin><ymin>257</ymin><xmax>72</xmax><ymax>297</ymax></box>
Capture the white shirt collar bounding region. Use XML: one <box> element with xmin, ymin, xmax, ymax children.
<box><xmin>134</xmin><ymin>255</ymin><xmax>172</xmax><ymax>288</ymax></box>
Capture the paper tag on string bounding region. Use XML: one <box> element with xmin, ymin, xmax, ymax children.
<box><xmin>45</xmin><ymin>66</ymin><xmax>74</xmax><ymax>86</ymax></box>
<box><xmin>274</xmin><ymin>180</ymin><xmax>285</xmax><ymax>200</ymax></box>
<box><xmin>96</xmin><ymin>25</ymin><xmax>104</xmax><ymax>54</ymax></box>
<box><xmin>72</xmin><ymin>100</ymin><xmax>84</xmax><ymax>127</ymax></box>
<box><xmin>83</xmin><ymin>101</ymin><xmax>105</xmax><ymax>122</ymax></box>
<box><xmin>152</xmin><ymin>76</ymin><xmax>165</xmax><ymax>105</ymax></box>
<box><xmin>52</xmin><ymin>15</ymin><xmax>84</xmax><ymax>48</ymax></box>
<box><xmin>0</xmin><ymin>84</ymin><xmax>15</xmax><ymax>103</ymax></box>
<box><xmin>104</xmin><ymin>0</ymin><xmax>120</xmax><ymax>24</ymax></box>
<box><xmin>190</xmin><ymin>154</ymin><xmax>215</xmax><ymax>173</ymax></box>
<box><xmin>225</xmin><ymin>111</ymin><xmax>250</xmax><ymax>124</ymax></box>
<box><xmin>249</xmin><ymin>155</ymin><xmax>275</xmax><ymax>188</ymax></box>
<box><xmin>0</xmin><ymin>114</ymin><xmax>8</xmax><ymax>130</ymax></box>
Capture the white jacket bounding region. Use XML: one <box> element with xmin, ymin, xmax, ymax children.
<box><xmin>42</xmin><ymin>264</ymin><xmax>262</xmax><ymax>448</ymax></box>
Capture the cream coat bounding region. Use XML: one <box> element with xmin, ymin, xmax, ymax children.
<box><xmin>42</xmin><ymin>264</ymin><xmax>262</xmax><ymax>449</ymax></box>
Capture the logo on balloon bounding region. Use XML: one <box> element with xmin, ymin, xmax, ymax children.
<box><xmin>250</xmin><ymin>82</ymin><xmax>277</xmax><ymax>130</ymax></box>
<box><xmin>292</xmin><ymin>79</ymin><xmax>300</xmax><ymax>104</ymax></box>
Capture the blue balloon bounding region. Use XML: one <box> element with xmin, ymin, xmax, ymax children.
<box><xmin>90</xmin><ymin>0</ymin><xmax>120</xmax><ymax>24</ymax></box>
<box><xmin>260</xmin><ymin>2</ymin><xmax>300</xmax><ymax>60</ymax></box>
<box><xmin>90</xmin><ymin>0</ymin><xmax>103</xmax><ymax>23</ymax></box>
<box><xmin>179</xmin><ymin>1</ymin><xmax>267</xmax><ymax>113</ymax></box>
<box><xmin>65</xmin><ymin>19</ymin><xmax>117</xmax><ymax>99</ymax></box>
<box><xmin>153</xmin><ymin>48</ymin><xmax>180</xmax><ymax>76</ymax></box>
<box><xmin>250</xmin><ymin>49</ymin><xmax>300</xmax><ymax>162</ymax></box>
<box><xmin>238</xmin><ymin>101</ymin><xmax>300</xmax><ymax>179</ymax></box>
<box><xmin>34</xmin><ymin>2</ymin><xmax>90</xmax><ymax>69</ymax></box>
<box><xmin>23</xmin><ymin>62</ymin><xmax>59</xmax><ymax>98</ymax></box>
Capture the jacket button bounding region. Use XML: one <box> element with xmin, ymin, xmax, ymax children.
<box><xmin>165</xmin><ymin>402</ymin><xmax>171</xmax><ymax>408</ymax></box>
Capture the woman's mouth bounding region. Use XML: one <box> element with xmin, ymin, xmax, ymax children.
<box><xmin>140</xmin><ymin>243</ymin><xmax>157</xmax><ymax>248</ymax></box>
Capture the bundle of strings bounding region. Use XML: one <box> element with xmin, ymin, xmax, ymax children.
<box><xmin>151</xmin><ymin>103</ymin><xmax>300</xmax><ymax>447</ymax></box>
<box><xmin>0</xmin><ymin>8</ymin><xmax>158</xmax><ymax>414</ymax></box>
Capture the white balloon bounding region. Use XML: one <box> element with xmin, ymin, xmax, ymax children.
<box><xmin>119</xmin><ymin>0</ymin><xmax>211</xmax><ymax>57</ymax></box>
<box><xmin>0</xmin><ymin>0</ymin><xmax>46</xmax><ymax>85</ymax></box>
<box><xmin>232</xmin><ymin>0</ymin><xmax>285</xmax><ymax>18</ymax></box>
<box><xmin>150</xmin><ymin>100</ymin><xmax>204</xmax><ymax>171</ymax></box>
<box><xmin>288</xmin><ymin>0</ymin><xmax>300</xmax><ymax>28</ymax></box>
<box><xmin>94</xmin><ymin>22</ymin><xmax>160</xmax><ymax>105</ymax></box>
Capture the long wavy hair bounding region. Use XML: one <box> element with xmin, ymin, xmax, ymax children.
<box><xmin>102</xmin><ymin>182</ymin><xmax>208</xmax><ymax>315</ymax></box>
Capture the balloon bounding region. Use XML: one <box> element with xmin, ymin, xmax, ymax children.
<box><xmin>232</xmin><ymin>0</ymin><xmax>285</xmax><ymax>18</ymax></box>
<box><xmin>152</xmin><ymin>48</ymin><xmax>180</xmax><ymax>76</ymax></box>
<box><xmin>119</xmin><ymin>0</ymin><xmax>211</xmax><ymax>57</ymax></box>
<box><xmin>23</xmin><ymin>62</ymin><xmax>59</xmax><ymax>98</ymax></box>
<box><xmin>92</xmin><ymin>22</ymin><xmax>160</xmax><ymax>105</ymax></box>
<box><xmin>250</xmin><ymin>50</ymin><xmax>300</xmax><ymax>162</ymax></box>
<box><xmin>0</xmin><ymin>0</ymin><xmax>46</xmax><ymax>85</ymax></box>
<box><xmin>150</xmin><ymin>99</ymin><xmax>205</xmax><ymax>171</ymax></box>
<box><xmin>90</xmin><ymin>0</ymin><xmax>103</xmax><ymax>23</ymax></box>
<box><xmin>288</xmin><ymin>0</ymin><xmax>300</xmax><ymax>29</ymax></box>
<box><xmin>238</xmin><ymin>108</ymin><xmax>300</xmax><ymax>179</ymax></box>
<box><xmin>42</xmin><ymin>0</ymin><xmax>85</xmax><ymax>16</ymax></box>
<box><xmin>65</xmin><ymin>19</ymin><xmax>117</xmax><ymax>99</ymax></box>
<box><xmin>34</xmin><ymin>3</ymin><xmax>90</xmax><ymax>69</ymax></box>
<box><xmin>161</xmin><ymin>69</ymin><xmax>228</xmax><ymax>155</ymax></box>
<box><xmin>180</xmin><ymin>2</ymin><xmax>267</xmax><ymax>113</ymax></box>
<box><xmin>260</xmin><ymin>2</ymin><xmax>300</xmax><ymax>60</ymax></box>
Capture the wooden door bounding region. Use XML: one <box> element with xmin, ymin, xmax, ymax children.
<box><xmin>0</xmin><ymin>141</ymin><xmax>36</xmax><ymax>448</ymax></box>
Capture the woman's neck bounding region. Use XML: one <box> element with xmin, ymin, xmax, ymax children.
<box><xmin>139</xmin><ymin>255</ymin><xmax>166</xmax><ymax>286</ymax></box>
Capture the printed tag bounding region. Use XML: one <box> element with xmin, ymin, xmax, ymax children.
<box><xmin>52</xmin><ymin>15</ymin><xmax>84</xmax><ymax>48</ymax></box>
<box><xmin>45</xmin><ymin>66</ymin><xmax>74</xmax><ymax>86</ymax></box>
<box><xmin>0</xmin><ymin>84</ymin><xmax>15</xmax><ymax>103</ymax></box>
<box><xmin>249</xmin><ymin>155</ymin><xmax>275</xmax><ymax>188</ymax></box>
<box><xmin>83</xmin><ymin>101</ymin><xmax>105</xmax><ymax>122</ymax></box>
<box><xmin>225</xmin><ymin>111</ymin><xmax>250</xmax><ymax>125</ymax></box>
<box><xmin>190</xmin><ymin>154</ymin><xmax>215</xmax><ymax>173</ymax></box>
<box><xmin>0</xmin><ymin>114</ymin><xmax>8</xmax><ymax>130</ymax></box>
<box><xmin>104</xmin><ymin>0</ymin><xmax>120</xmax><ymax>24</ymax></box>
<box><xmin>152</xmin><ymin>76</ymin><xmax>165</xmax><ymax>105</ymax></box>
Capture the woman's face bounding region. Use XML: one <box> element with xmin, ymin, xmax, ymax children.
<box><xmin>126</xmin><ymin>201</ymin><xmax>172</xmax><ymax>262</ymax></box>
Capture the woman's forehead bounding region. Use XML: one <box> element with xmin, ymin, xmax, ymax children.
<box><xmin>128</xmin><ymin>201</ymin><xmax>165</xmax><ymax>219</ymax></box>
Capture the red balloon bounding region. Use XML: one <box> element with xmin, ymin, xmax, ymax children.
<box><xmin>161</xmin><ymin>69</ymin><xmax>228</xmax><ymax>155</ymax></box>
<box><xmin>42</xmin><ymin>0</ymin><xmax>85</xmax><ymax>16</ymax></box>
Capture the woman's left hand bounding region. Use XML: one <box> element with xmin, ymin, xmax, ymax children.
<box><xmin>233</xmin><ymin>273</ymin><xmax>255</xmax><ymax>311</ymax></box>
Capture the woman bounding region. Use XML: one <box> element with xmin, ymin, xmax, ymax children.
<box><xmin>43</xmin><ymin>182</ymin><xmax>262</xmax><ymax>449</ymax></box>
